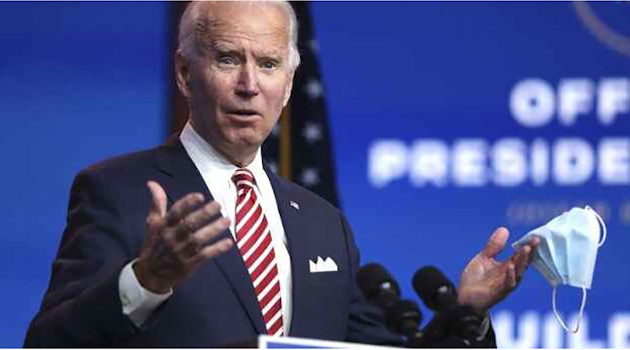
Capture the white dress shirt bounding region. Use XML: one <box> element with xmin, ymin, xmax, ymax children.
<box><xmin>119</xmin><ymin>122</ymin><xmax>293</xmax><ymax>333</ymax></box>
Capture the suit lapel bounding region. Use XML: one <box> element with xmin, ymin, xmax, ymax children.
<box><xmin>154</xmin><ymin>138</ymin><xmax>267</xmax><ymax>334</ymax></box>
<box><xmin>265</xmin><ymin>167</ymin><xmax>312</xmax><ymax>336</ymax></box>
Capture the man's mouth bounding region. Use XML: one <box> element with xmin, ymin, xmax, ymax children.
<box><xmin>226</xmin><ymin>109</ymin><xmax>260</xmax><ymax>118</ymax></box>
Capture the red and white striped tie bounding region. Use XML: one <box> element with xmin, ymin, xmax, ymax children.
<box><xmin>232</xmin><ymin>169</ymin><xmax>284</xmax><ymax>336</ymax></box>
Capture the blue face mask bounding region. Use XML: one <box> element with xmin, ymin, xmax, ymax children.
<box><xmin>513</xmin><ymin>206</ymin><xmax>606</xmax><ymax>334</ymax></box>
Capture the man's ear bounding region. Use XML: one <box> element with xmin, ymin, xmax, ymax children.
<box><xmin>175</xmin><ymin>52</ymin><xmax>192</xmax><ymax>98</ymax></box>
<box><xmin>282</xmin><ymin>71</ymin><xmax>295</xmax><ymax>107</ymax></box>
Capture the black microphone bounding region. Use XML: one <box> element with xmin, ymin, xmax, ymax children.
<box><xmin>412</xmin><ymin>266</ymin><xmax>458</xmax><ymax>312</ymax></box>
<box><xmin>357</xmin><ymin>263</ymin><xmax>423</xmax><ymax>342</ymax></box>
<box><xmin>411</xmin><ymin>266</ymin><xmax>484</xmax><ymax>347</ymax></box>
<box><xmin>357</xmin><ymin>263</ymin><xmax>401</xmax><ymax>309</ymax></box>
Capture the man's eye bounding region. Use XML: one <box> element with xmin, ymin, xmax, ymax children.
<box><xmin>261</xmin><ymin>61</ymin><xmax>278</xmax><ymax>70</ymax></box>
<box><xmin>218</xmin><ymin>56</ymin><xmax>237</xmax><ymax>65</ymax></box>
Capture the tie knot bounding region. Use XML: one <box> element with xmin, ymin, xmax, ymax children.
<box><xmin>232</xmin><ymin>168</ymin><xmax>256</xmax><ymax>189</ymax></box>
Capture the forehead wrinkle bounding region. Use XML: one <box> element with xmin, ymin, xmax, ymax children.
<box><xmin>193</xmin><ymin>3</ymin><xmax>290</xmax><ymax>58</ymax></box>
<box><xmin>202</xmin><ymin>29</ymin><xmax>289</xmax><ymax>61</ymax></box>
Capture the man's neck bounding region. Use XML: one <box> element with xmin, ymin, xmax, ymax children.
<box><xmin>212</xmin><ymin>143</ymin><xmax>256</xmax><ymax>168</ymax></box>
<box><xmin>187</xmin><ymin>121</ymin><xmax>258</xmax><ymax>168</ymax></box>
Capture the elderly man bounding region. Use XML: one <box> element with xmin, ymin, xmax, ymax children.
<box><xmin>25</xmin><ymin>1</ymin><xmax>536</xmax><ymax>347</ymax></box>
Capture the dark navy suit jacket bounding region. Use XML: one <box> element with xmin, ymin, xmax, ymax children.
<box><xmin>24</xmin><ymin>139</ymin><xmax>402</xmax><ymax>347</ymax></box>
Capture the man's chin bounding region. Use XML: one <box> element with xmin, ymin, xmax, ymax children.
<box><xmin>227</xmin><ymin>131</ymin><xmax>266</xmax><ymax>151</ymax></box>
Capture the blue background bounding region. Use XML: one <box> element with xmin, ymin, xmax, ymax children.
<box><xmin>0</xmin><ymin>2</ymin><xmax>168</xmax><ymax>345</ymax></box>
<box><xmin>0</xmin><ymin>2</ymin><xmax>628</xmax><ymax>347</ymax></box>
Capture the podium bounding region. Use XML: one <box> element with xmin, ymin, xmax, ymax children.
<box><xmin>258</xmin><ymin>335</ymin><xmax>398</xmax><ymax>349</ymax></box>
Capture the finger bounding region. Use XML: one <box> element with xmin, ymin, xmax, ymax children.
<box><xmin>193</xmin><ymin>217</ymin><xmax>231</xmax><ymax>245</ymax></box>
<box><xmin>165</xmin><ymin>192</ymin><xmax>205</xmax><ymax>227</ymax></box>
<box><xmin>481</xmin><ymin>227</ymin><xmax>509</xmax><ymax>259</ymax></box>
<box><xmin>191</xmin><ymin>238</ymin><xmax>234</xmax><ymax>264</ymax></box>
<box><xmin>527</xmin><ymin>236</ymin><xmax>540</xmax><ymax>249</ymax></box>
<box><xmin>506</xmin><ymin>263</ymin><xmax>517</xmax><ymax>289</ymax></box>
<box><xmin>173</xmin><ymin>217</ymin><xmax>230</xmax><ymax>254</ymax></box>
<box><xmin>511</xmin><ymin>245</ymin><xmax>531</xmax><ymax>278</ymax></box>
<box><xmin>147</xmin><ymin>181</ymin><xmax>167</xmax><ymax>218</ymax></box>
<box><xmin>526</xmin><ymin>237</ymin><xmax>539</xmax><ymax>264</ymax></box>
<box><xmin>177</xmin><ymin>201</ymin><xmax>223</xmax><ymax>236</ymax></box>
<box><xmin>200</xmin><ymin>238</ymin><xmax>234</xmax><ymax>258</ymax></box>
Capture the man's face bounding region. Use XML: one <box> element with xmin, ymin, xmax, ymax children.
<box><xmin>181</xmin><ymin>2</ymin><xmax>294</xmax><ymax>158</ymax></box>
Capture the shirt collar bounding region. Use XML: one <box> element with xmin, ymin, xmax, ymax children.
<box><xmin>179</xmin><ymin>121</ymin><xmax>266</xmax><ymax>186</ymax></box>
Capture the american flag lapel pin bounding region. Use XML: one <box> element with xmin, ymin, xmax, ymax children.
<box><xmin>290</xmin><ymin>201</ymin><xmax>300</xmax><ymax>211</ymax></box>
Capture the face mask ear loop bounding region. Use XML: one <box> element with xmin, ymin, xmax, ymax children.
<box><xmin>586</xmin><ymin>206</ymin><xmax>607</xmax><ymax>247</ymax></box>
<box><xmin>552</xmin><ymin>287</ymin><xmax>587</xmax><ymax>334</ymax></box>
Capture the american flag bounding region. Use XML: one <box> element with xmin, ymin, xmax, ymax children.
<box><xmin>169</xmin><ymin>1</ymin><xmax>339</xmax><ymax>207</ymax></box>
<box><xmin>262</xmin><ymin>1</ymin><xmax>340</xmax><ymax>207</ymax></box>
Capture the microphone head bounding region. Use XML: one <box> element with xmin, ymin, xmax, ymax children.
<box><xmin>357</xmin><ymin>263</ymin><xmax>400</xmax><ymax>307</ymax></box>
<box><xmin>412</xmin><ymin>266</ymin><xmax>458</xmax><ymax>311</ymax></box>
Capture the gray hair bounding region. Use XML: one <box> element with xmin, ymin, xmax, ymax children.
<box><xmin>178</xmin><ymin>1</ymin><xmax>301</xmax><ymax>71</ymax></box>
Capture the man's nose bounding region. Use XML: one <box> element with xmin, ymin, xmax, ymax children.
<box><xmin>235</xmin><ymin>63</ymin><xmax>260</xmax><ymax>98</ymax></box>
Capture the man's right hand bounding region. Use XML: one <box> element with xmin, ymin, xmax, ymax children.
<box><xmin>133</xmin><ymin>181</ymin><xmax>234</xmax><ymax>294</ymax></box>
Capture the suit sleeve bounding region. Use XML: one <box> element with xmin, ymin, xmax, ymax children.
<box><xmin>477</xmin><ymin>314</ymin><xmax>497</xmax><ymax>348</ymax></box>
<box><xmin>338</xmin><ymin>214</ymin><xmax>404</xmax><ymax>346</ymax></box>
<box><xmin>24</xmin><ymin>169</ymin><xmax>142</xmax><ymax>347</ymax></box>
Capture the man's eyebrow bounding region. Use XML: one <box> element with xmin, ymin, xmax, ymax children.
<box><xmin>256</xmin><ymin>46</ymin><xmax>287</xmax><ymax>59</ymax></box>
<box><xmin>256</xmin><ymin>53</ymin><xmax>283</xmax><ymax>62</ymax></box>
<box><xmin>209</xmin><ymin>43</ymin><xmax>285</xmax><ymax>60</ymax></box>
<box><xmin>208</xmin><ymin>41</ymin><xmax>238</xmax><ymax>53</ymax></box>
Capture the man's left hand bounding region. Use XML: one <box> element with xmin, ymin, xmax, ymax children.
<box><xmin>457</xmin><ymin>227</ymin><xmax>538</xmax><ymax>314</ymax></box>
